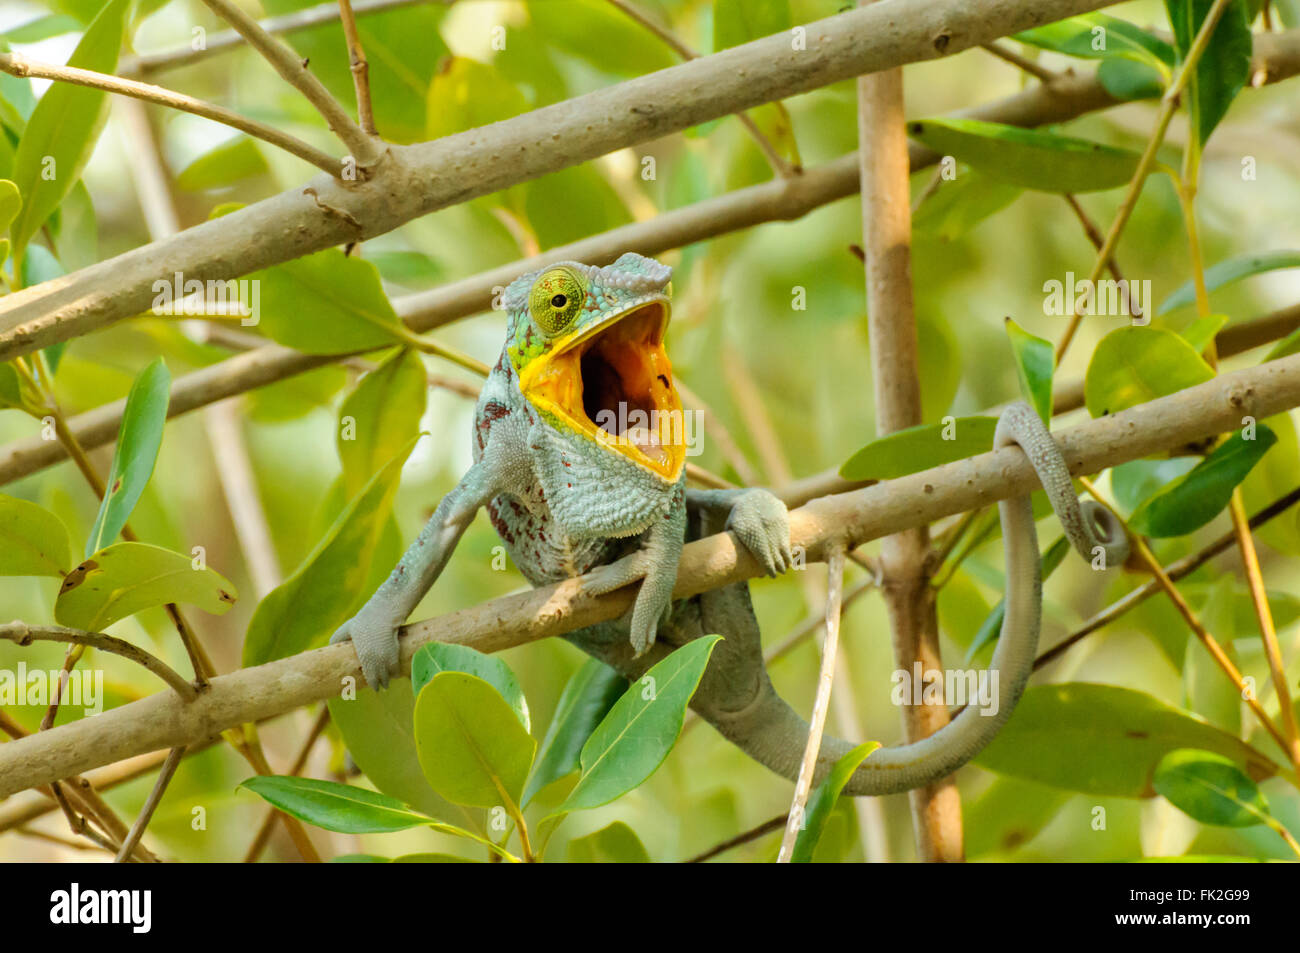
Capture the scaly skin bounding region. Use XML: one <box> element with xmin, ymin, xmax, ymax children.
<box><xmin>333</xmin><ymin>254</ymin><xmax>1128</xmax><ymax>795</ymax></box>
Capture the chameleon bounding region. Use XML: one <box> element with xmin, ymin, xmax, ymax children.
<box><xmin>332</xmin><ymin>252</ymin><xmax>1128</xmax><ymax>794</ymax></box>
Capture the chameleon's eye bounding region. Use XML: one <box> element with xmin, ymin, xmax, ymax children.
<box><xmin>529</xmin><ymin>266</ymin><xmax>586</xmax><ymax>335</ymax></box>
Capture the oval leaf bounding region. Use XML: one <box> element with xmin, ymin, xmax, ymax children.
<box><xmin>907</xmin><ymin>118</ymin><xmax>1141</xmax><ymax>193</ymax></box>
<box><xmin>1129</xmin><ymin>425</ymin><xmax>1277</xmax><ymax>537</ymax></box>
<box><xmin>558</xmin><ymin>635</ymin><xmax>722</xmax><ymax>814</ymax></box>
<box><xmin>411</xmin><ymin>641</ymin><xmax>529</xmax><ymax>732</ymax></box>
<box><xmin>413</xmin><ymin>671</ymin><xmax>536</xmax><ymax>810</ymax></box>
<box><xmin>976</xmin><ymin>683</ymin><xmax>1277</xmax><ymax>796</ymax></box>
<box><xmin>523</xmin><ymin>657</ymin><xmax>625</xmax><ymax>805</ymax></box>
<box><xmin>252</xmin><ymin>249</ymin><xmax>410</xmax><ymax>355</ymax></box>
<box><xmin>1153</xmin><ymin>749</ymin><xmax>1272</xmax><ymax>827</ymax></box>
<box><xmin>1013</xmin><ymin>13</ymin><xmax>1174</xmax><ymax>66</ymax></box>
<box><xmin>840</xmin><ymin>416</ymin><xmax>998</xmax><ymax>481</ymax></box>
<box><xmin>1166</xmin><ymin>0</ymin><xmax>1251</xmax><ymax>146</ymax></box>
<box><xmin>85</xmin><ymin>357</ymin><xmax>170</xmax><ymax>557</ymax></box>
<box><xmin>0</xmin><ymin>494</ymin><xmax>72</xmax><ymax>576</ymax></box>
<box><xmin>55</xmin><ymin>542</ymin><xmax>237</xmax><ymax>631</ymax></box>
<box><xmin>239</xmin><ymin>776</ymin><xmax>428</xmax><ymax>834</ymax></box>
<box><xmin>1084</xmin><ymin>327</ymin><xmax>1215</xmax><ymax>417</ymax></box>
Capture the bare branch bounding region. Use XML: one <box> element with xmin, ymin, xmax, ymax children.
<box><xmin>114</xmin><ymin>746</ymin><xmax>184</xmax><ymax>862</ymax></box>
<box><xmin>0</xmin><ymin>51</ymin><xmax>342</xmax><ymax>175</ymax></box>
<box><xmin>337</xmin><ymin>0</ymin><xmax>377</xmax><ymax>136</ymax></box>
<box><xmin>0</xmin><ymin>622</ymin><xmax>197</xmax><ymax>701</ymax></box>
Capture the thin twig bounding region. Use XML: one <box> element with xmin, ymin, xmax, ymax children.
<box><xmin>0</xmin><ymin>52</ymin><xmax>341</xmax><ymax>175</ymax></box>
<box><xmin>687</xmin><ymin>813</ymin><xmax>786</xmax><ymax>862</ymax></box>
<box><xmin>0</xmin><ymin>622</ymin><xmax>197</xmax><ymax>700</ymax></box>
<box><xmin>199</xmin><ymin>0</ymin><xmax>378</xmax><ymax>167</ymax></box>
<box><xmin>336</xmin><ymin>0</ymin><xmax>377</xmax><ymax>135</ymax></box>
<box><xmin>114</xmin><ymin>746</ymin><xmax>184</xmax><ymax>862</ymax></box>
<box><xmin>778</xmin><ymin>544</ymin><xmax>846</xmax><ymax>862</ymax></box>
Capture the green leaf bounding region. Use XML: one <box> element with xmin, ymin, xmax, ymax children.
<box><xmin>1166</xmin><ymin>0</ymin><xmax>1252</xmax><ymax>146</ymax></box>
<box><xmin>1111</xmin><ymin>457</ymin><xmax>1200</xmax><ymax>513</ymax></box>
<box><xmin>523</xmin><ymin>658</ymin><xmax>625</xmax><ymax>805</ymax></box>
<box><xmin>239</xmin><ymin>776</ymin><xmax>429</xmax><ymax>834</ymax></box>
<box><xmin>8</xmin><ymin>0</ymin><xmax>128</xmax><ymax>261</ymax></box>
<box><xmin>2</xmin><ymin>14</ymin><xmax>84</xmax><ymax>43</ymax></box>
<box><xmin>1084</xmin><ymin>327</ymin><xmax>1215</xmax><ymax>417</ymax></box>
<box><xmin>0</xmin><ymin>494</ymin><xmax>72</xmax><ymax>576</ymax></box>
<box><xmin>975</xmin><ymin>683</ymin><xmax>1277</xmax><ymax>796</ymax></box>
<box><xmin>327</xmin><ymin>680</ymin><xmax>451</xmax><ymax>820</ymax></box>
<box><xmin>912</xmin><ymin>169</ymin><xmax>1021</xmax><ymax>242</ymax></box>
<box><xmin>1179</xmin><ymin>313</ymin><xmax>1228</xmax><ymax>353</ymax></box>
<box><xmin>558</xmin><ymin>635</ymin><xmax>722</xmax><ymax>814</ymax></box>
<box><xmin>366</xmin><ymin>251</ymin><xmax>443</xmax><ymax>290</ymax></box>
<box><xmin>523</xmin><ymin>164</ymin><xmax>632</xmax><ymax>251</ymax></box>
<box><xmin>1129</xmin><ymin>426</ymin><xmax>1277</xmax><ymax>537</ymax></box>
<box><xmin>1005</xmin><ymin>318</ymin><xmax>1054</xmax><ymax>423</ymax></box>
<box><xmin>55</xmin><ymin>542</ymin><xmax>237</xmax><ymax>631</ymax></box>
<box><xmin>1159</xmin><ymin>251</ymin><xmax>1300</xmax><ymax>315</ymax></box>
<box><xmin>714</xmin><ymin>0</ymin><xmax>792</xmax><ymax>51</ymax></box>
<box><xmin>85</xmin><ymin>357</ymin><xmax>170</xmax><ymax>558</ymax></box>
<box><xmin>0</xmin><ymin>178</ymin><xmax>19</xmax><ymax>234</ymax></box>
<box><xmin>1154</xmin><ymin>749</ymin><xmax>1272</xmax><ymax>827</ymax></box>
<box><xmin>413</xmin><ymin>671</ymin><xmax>536</xmax><ymax>809</ymax></box>
<box><xmin>1013</xmin><ymin>13</ymin><xmax>1174</xmax><ymax>66</ymax></box>
<box><xmin>411</xmin><ymin>642</ymin><xmax>529</xmax><ymax>732</ymax></box>
<box><xmin>529</xmin><ymin>0</ymin><xmax>677</xmax><ymax>76</ymax></box>
<box><xmin>337</xmin><ymin>349</ymin><xmax>427</xmax><ymax>496</ymax></box>
<box><xmin>565</xmin><ymin>821</ymin><xmax>650</xmax><ymax>863</ymax></box>
<box><xmin>252</xmin><ymin>250</ymin><xmax>410</xmax><ymax>355</ymax></box>
<box><xmin>790</xmin><ymin>741</ymin><xmax>880</xmax><ymax>863</ymax></box>
<box><xmin>426</xmin><ymin>56</ymin><xmax>528</xmax><ymax>141</ymax></box>
<box><xmin>1098</xmin><ymin>57</ymin><xmax>1167</xmax><ymax>100</ymax></box>
<box><xmin>242</xmin><ymin>435</ymin><xmax>418</xmax><ymax>665</ymax></box>
<box><xmin>906</xmin><ymin>118</ymin><xmax>1141</xmax><ymax>193</ymax></box>
<box><xmin>840</xmin><ymin>416</ymin><xmax>998</xmax><ymax>481</ymax></box>
<box><xmin>175</xmin><ymin>137</ymin><xmax>268</xmax><ymax>191</ymax></box>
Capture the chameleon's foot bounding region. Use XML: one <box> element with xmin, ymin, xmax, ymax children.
<box><xmin>582</xmin><ymin>550</ymin><xmax>675</xmax><ymax>658</ymax></box>
<box><xmin>330</xmin><ymin>611</ymin><xmax>401</xmax><ymax>690</ymax></box>
<box><xmin>726</xmin><ymin>490</ymin><xmax>792</xmax><ymax>577</ymax></box>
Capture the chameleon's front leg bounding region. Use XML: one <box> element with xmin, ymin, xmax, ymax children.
<box><xmin>583</xmin><ymin>485</ymin><xmax>688</xmax><ymax>656</ymax></box>
<box><xmin>687</xmin><ymin>487</ymin><xmax>793</xmax><ymax>576</ymax></box>
<box><xmin>331</xmin><ymin>461</ymin><xmax>497</xmax><ymax>688</ymax></box>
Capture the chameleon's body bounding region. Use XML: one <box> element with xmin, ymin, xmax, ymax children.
<box><xmin>333</xmin><ymin>253</ymin><xmax>1127</xmax><ymax>795</ymax></box>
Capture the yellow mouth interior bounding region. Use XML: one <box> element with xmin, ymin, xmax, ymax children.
<box><xmin>520</xmin><ymin>300</ymin><xmax>685</xmax><ymax>481</ymax></box>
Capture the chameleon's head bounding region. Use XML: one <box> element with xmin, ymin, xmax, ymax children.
<box><xmin>503</xmin><ymin>253</ymin><xmax>684</xmax><ymax>483</ymax></box>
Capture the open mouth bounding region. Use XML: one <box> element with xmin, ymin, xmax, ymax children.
<box><xmin>518</xmin><ymin>299</ymin><xmax>685</xmax><ymax>481</ymax></box>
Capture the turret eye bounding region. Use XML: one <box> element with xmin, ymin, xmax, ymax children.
<box><xmin>529</xmin><ymin>267</ymin><xmax>586</xmax><ymax>334</ymax></box>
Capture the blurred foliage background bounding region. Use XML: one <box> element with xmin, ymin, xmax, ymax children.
<box><xmin>1</xmin><ymin>0</ymin><xmax>1300</xmax><ymax>862</ymax></box>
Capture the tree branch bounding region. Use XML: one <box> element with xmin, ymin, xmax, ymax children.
<box><xmin>3</xmin><ymin>353</ymin><xmax>1298</xmax><ymax>797</ymax></box>
<box><xmin>0</xmin><ymin>622</ymin><xmax>197</xmax><ymax>700</ymax></box>
<box><xmin>0</xmin><ymin>0</ymin><xmax>1128</xmax><ymax>364</ymax></box>
<box><xmin>4</xmin><ymin>29</ymin><xmax>1299</xmax><ymax>490</ymax></box>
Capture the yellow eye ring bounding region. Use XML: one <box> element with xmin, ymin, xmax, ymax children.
<box><xmin>529</xmin><ymin>266</ymin><xmax>586</xmax><ymax>335</ymax></box>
